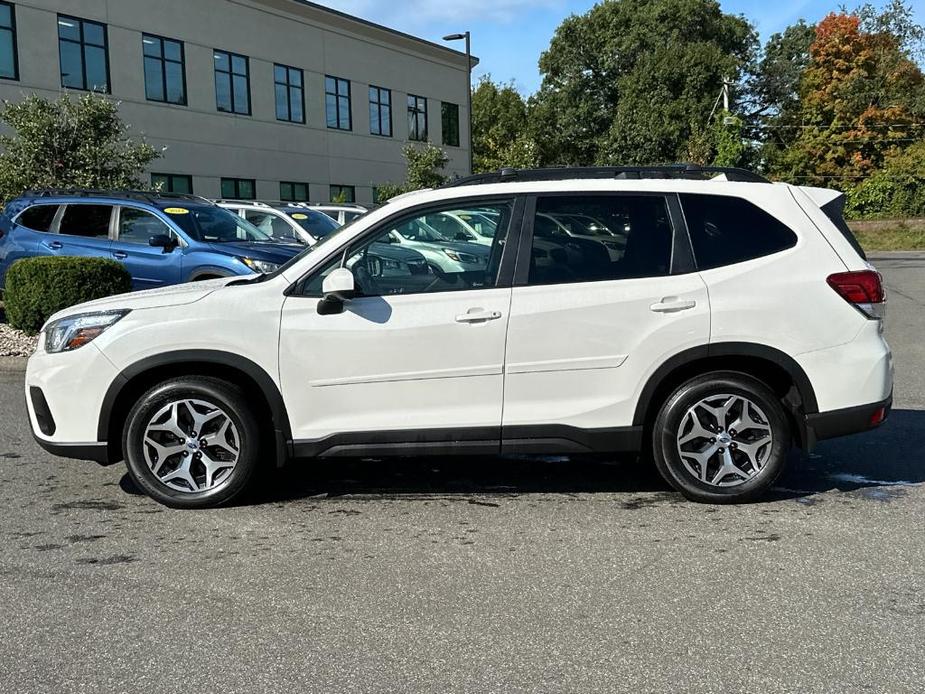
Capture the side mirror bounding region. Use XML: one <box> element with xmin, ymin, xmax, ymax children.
<box><xmin>318</xmin><ymin>267</ymin><xmax>355</xmax><ymax>315</ymax></box>
<box><xmin>149</xmin><ymin>234</ymin><xmax>176</xmax><ymax>252</ymax></box>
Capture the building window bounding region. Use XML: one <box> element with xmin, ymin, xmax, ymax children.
<box><xmin>280</xmin><ymin>181</ymin><xmax>309</xmax><ymax>202</ymax></box>
<box><xmin>58</xmin><ymin>15</ymin><xmax>109</xmax><ymax>92</ymax></box>
<box><xmin>221</xmin><ymin>178</ymin><xmax>255</xmax><ymax>199</ymax></box>
<box><xmin>408</xmin><ymin>94</ymin><xmax>427</xmax><ymax>142</ymax></box>
<box><xmin>274</xmin><ymin>64</ymin><xmax>304</xmax><ymax>123</ymax></box>
<box><xmin>214</xmin><ymin>50</ymin><xmax>250</xmax><ymax>115</ymax></box>
<box><xmin>142</xmin><ymin>34</ymin><xmax>186</xmax><ymax>105</ymax></box>
<box><xmin>330</xmin><ymin>185</ymin><xmax>355</xmax><ymax>203</ymax></box>
<box><xmin>441</xmin><ymin>102</ymin><xmax>460</xmax><ymax>147</ymax></box>
<box><xmin>151</xmin><ymin>173</ymin><xmax>193</xmax><ymax>194</ymax></box>
<box><xmin>369</xmin><ymin>86</ymin><xmax>392</xmax><ymax>137</ymax></box>
<box><xmin>325</xmin><ymin>76</ymin><xmax>351</xmax><ymax>130</ymax></box>
<box><xmin>0</xmin><ymin>3</ymin><xmax>18</xmax><ymax>80</ymax></box>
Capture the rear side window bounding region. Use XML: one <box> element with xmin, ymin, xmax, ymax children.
<box><xmin>17</xmin><ymin>205</ymin><xmax>59</xmax><ymax>232</ymax></box>
<box><xmin>58</xmin><ymin>204</ymin><xmax>112</xmax><ymax>238</ymax></box>
<box><xmin>527</xmin><ymin>195</ymin><xmax>673</xmax><ymax>286</ymax></box>
<box><xmin>821</xmin><ymin>196</ymin><xmax>866</xmax><ymax>261</ymax></box>
<box><xmin>681</xmin><ymin>194</ymin><xmax>797</xmax><ymax>270</ymax></box>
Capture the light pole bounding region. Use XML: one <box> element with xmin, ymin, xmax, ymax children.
<box><xmin>442</xmin><ymin>31</ymin><xmax>473</xmax><ymax>176</ymax></box>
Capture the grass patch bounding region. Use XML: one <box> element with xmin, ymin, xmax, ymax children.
<box><xmin>849</xmin><ymin>218</ymin><xmax>925</xmax><ymax>252</ymax></box>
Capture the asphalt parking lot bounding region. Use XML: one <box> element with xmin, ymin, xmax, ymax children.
<box><xmin>0</xmin><ymin>254</ymin><xmax>922</xmax><ymax>694</ymax></box>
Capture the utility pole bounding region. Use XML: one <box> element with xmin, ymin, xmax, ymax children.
<box><xmin>443</xmin><ymin>31</ymin><xmax>473</xmax><ymax>176</ymax></box>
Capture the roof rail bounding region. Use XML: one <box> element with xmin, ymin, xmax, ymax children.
<box><xmin>213</xmin><ymin>198</ymin><xmax>272</xmax><ymax>207</ymax></box>
<box><xmin>23</xmin><ymin>188</ymin><xmax>211</xmax><ymax>204</ymax></box>
<box><xmin>304</xmin><ymin>202</ymin><xmax>367</xmax><ymax>209</ymax></box>
<box><xmin>442</xmin><ymin>164</ymin><xmax>770</xmax><ymax>188</ymax></box>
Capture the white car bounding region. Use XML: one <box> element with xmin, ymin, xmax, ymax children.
<box><xmin>309</xmin><ymin>204</ymin><xmax>367</xmax><ymax>226</ymax></box>
<box><xmin>26</xmin><ymin>166</ymin><xmax>892</xmax><ymax>508</ymax></box>
<box><xmin>216</xmin><ymin>200</ymin><xmax>339</xmax><ymax>245</ymax></box>
<box><xmin>384</xmin><ymin>216</ymin><xmax>492</xmax><ymax>275</ymax></box>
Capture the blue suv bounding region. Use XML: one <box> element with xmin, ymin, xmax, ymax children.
<box><xmin>0</xmin><ymin>190</ymin><xmax>303</xmax><ymax>290</ymax></box>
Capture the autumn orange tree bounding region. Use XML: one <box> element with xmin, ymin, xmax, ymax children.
<box><xmin>771</xmin><ymin>10</ymin><xmax>924</xmax><ymax>187</ymax></box>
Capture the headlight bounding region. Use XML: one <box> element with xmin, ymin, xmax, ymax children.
<box><xmin>442</xmin><ymin>249</ymin><xmax>482</xmax><ymax>265</ymax></box>
<box><xmin>241</xmin><ymin>258</ymin><xmax>279</xmax><ymax>274</ymax></box>
<box><xmin>43</xmin><ymin>310</ymin><xmax>130</xmax><ymax>353</ymax></box>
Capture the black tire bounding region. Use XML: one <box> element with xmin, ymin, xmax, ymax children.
<box><xmin>651</xmin><ymin>371</ymin><xmax>791</xmax><ymax>504</ymax></box>
<box><xmin>123</xmin><ymin>376</ymin><xmax>261</xmax><ymax>509</ymax></box>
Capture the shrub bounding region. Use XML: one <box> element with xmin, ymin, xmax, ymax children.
<box><xmin>4</xmin><ymin>256</ymin><xmax>132</xmax><ymax>334</ymax></box>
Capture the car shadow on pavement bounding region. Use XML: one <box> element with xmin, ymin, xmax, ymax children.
<box><xmin>118</xmin><ymin>409</ymin><xmax>925</xmax><ymax>505</ymax></box>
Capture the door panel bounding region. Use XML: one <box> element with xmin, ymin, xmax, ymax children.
<box><xmin>280</xmin><ymin>289</ymin><xmax>511</xmax><ymax>442</ymax></box>
<box><xmin>54</xmin><ymin>204</ymin><xmax>113</xmax><ymax>259</ymax></box>
<box><xmin>111</xmin><ymin>207</ymin><xmax>181</xmax><ymax>289</ymax></box>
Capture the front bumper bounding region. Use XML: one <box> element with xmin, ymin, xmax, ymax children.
<box><xmin>803</xmin><ymin>392</ymin><xmax>892</xmax><ymax>449</ymax></box>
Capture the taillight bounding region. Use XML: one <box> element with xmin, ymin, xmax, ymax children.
<box><xmin>827</xmin><ymin>270</ymin><xmax>886</xmax><ymax>320</ymax></box>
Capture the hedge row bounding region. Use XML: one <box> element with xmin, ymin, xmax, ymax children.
<box><xmin>4</xmin><ymin>256</ymin><xmax>132</xmax><ymax>334</ymax></box>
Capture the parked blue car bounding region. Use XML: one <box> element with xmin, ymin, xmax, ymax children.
<box><xmin>0</xmin><ymin>190</ymin><xmax>303</xmax><ymax>290</ymax></box>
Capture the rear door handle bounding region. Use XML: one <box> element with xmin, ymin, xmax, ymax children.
<box><xmin>650</xmin><ymin>297</ymin><xmax>697</xmax><ymax>313</ymax></box>
<box><xmin>456</xmin><ymin>308</ymin><xmax>502</xmax><ymax>323</ymax></box>
<box><xmin>112</xmin><ymin>251</ymin><xmax>128</xmax><ymax>260</ymax></box>
<box><xmin>44</xmin><ymin>241</ymin><xmax>63</xmax><ymax>250</ymax></box>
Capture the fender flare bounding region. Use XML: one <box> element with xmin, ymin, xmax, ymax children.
<box><xmin>97</xmin><ymin>349</ymin><xmax>292</xmax><ymax>460</ymax></box>
<box><xmin>632</xmin><ymin>342</ymin><xmax>819</xmax><ymax>427</ymax></box>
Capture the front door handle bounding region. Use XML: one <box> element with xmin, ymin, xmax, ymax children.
<box><xmin>44</xmin><ymin>241</ymin><xmax>63</xmax><ymax>250</ymax></box>
<box><xmin>455</xmin><ymin>308</ymin><xmax>502</xmax><ymax>323</ymax></box>
<box><xmin>650</xmin><ymin>297</ymin><xmax>697</xmax><ymax>313</ymax></box>
<box><xmin>112</xmin><ymin>251</ymin><xmax>128</xmax><ymax>260</ymax></box>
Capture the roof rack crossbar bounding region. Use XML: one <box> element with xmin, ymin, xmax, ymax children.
<box><xmin>442</xmin><ymin>165</ymin><xmax>770</xmax><ymax>188</ymax></box>
<box><xmin>22</xmin><ymin>188</ymin><xmax>210</xmax><ymax>204</ymax></box>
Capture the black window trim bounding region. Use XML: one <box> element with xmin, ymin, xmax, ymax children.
<box><xmin>0</xmin><ymin>1</ymin><xmax>19</xmax><ymax>81</ymax></box>
<box><xmin>142</xmin><ymin>32</ymin><xmax>187</xmax><ymax>106</ymax></box>
<box><xmin>274</xmin><ymin>62</ymin><xmax>304</xmax><ymax>124</ymax></box>
<box><xmin>286</xmin><ymin>194</ymin><xmax>526</xmax><ymax>298</ymax></box>
<box><xmin>407</xmin><ymin>93</ymin><xmax>428</xmax><ymax>142</ymax></box>
<box><xmin>369</xmin><ymin>84</ymin><xmax>392</xmax><ymax>137</ymax></box>
<box><xmin>280</xmin><ymin>180</ymin><xmax>310</xmax><ymax>202</ymax></box>
<box><xmin>151</xmin><ymin>172</ymin><xmax>193</xmax><ymax>194</ymax></box>
<box><xmin>57</xmin><ymin>13</ymin><xmax>110</xmax><ymax>93</ymax></box>
<box><xmin>512</xmin><ymin>191</ymin><xmax>694</xmax><ymax>288</ymax></box>
<box><xmin>325</xmin><ymin>75</ymin><xmax>352</xmax><ymax>131</ymax></box>
<box><xmin>213</xmin><ymin>49</ymin><xmax>251</xmax><ymax>115</ymax></box>
<box><xmin>221</xmin><ymin>177</ymin><xmax>256</xmax><ymax>200</ymax></box>
<box><xmin>441</xmin><ymin>101</ymin><xmax>460</xmax><ymax>147</ymax></box>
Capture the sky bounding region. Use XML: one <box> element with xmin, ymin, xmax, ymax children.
<box><xmin>318</xmin><ymin>0</ymin><xmax>924</xmax><ymax>94</ymax></box>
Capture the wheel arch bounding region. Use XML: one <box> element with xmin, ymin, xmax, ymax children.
<box><xmin>633</xmin><ymin>342</ymin><xmax>818</xmax><ymax>445</ymax></box>
<box><xmin>98</xmin><ymin>350</ymin><xmax>291</xmax><ymax>466</ymax></box>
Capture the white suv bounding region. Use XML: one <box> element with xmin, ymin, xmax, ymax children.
<box><xmin>25</xmin><ymin>166</ymin><xmax>893</xmax><ymax>508</ymax></box>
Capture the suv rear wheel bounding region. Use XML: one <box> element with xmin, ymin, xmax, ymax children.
<box><xmin>652</xmin><ymin>371</ymin><xmax>791</xmax><ymax>503</ymax></box>
<box><xmin>123</xmin><ymin>376</ymin><xmax>260</xmax><ymax>508</ymax></box>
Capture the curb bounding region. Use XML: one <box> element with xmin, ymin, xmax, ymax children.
<box><xmin>0</xmin><ymin>356</ymin><xmax>27</xmax><ymax>372</ymax></box>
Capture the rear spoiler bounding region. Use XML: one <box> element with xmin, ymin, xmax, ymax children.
<box><xmin>798</xmin><ymin>185</ymin><xmax>843</xmax><ymax>210</ymax></box>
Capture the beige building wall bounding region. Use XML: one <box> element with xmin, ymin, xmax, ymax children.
<box><xmin>0</xmin><ymin>0</ymin><xmax>473</xmax><ymax>203</ymax></box>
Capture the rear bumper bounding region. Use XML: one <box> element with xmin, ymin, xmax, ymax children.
<box><xmin>803</xmin><ymin>393</ymin><xmax>892</xmax><ymax>448</ymax></box>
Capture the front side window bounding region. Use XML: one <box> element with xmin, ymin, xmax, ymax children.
<box><xmin>330</xmin><ymin>185</ymin><xmax>355</xmax><ymax>203</ymax></box>
<box><xmin>408</xmin><ymin>94</ymin><xmax>427</xmax><ymax>141</ymax></box>
<box><xmin>58</xmin><ymin>15</ymin><xmax>109</xmax><ymax>92</ymax></box>
<box><xmin>300</xmin><ymin>201</ymin><xmax>513</xmax><ymax>298</ymax></box>
<box><xmin>280</xmin><ymin>181</ymin><xmax>308</xmax><ymax>202</ymax></box>
<box><xmin>17</xmin><ymin>205</ymin><xmax>58</xmax><ymax>232</ymax></box>
<box><xmin>221</xmin><ymin>178</ymin><xmax>255</xmax><ymax>200</ymax></box>
<box><xmin>274</xmin><ymin>64</ymin><xmax>304</xmax><ymax>123</ymax></box>
<box><xmin>680</xmin><ymin>194</ymin><xmax>798</xmax><ymax>270</ymax></box>
<box><xmin>528</xmin><ymin>195</ymin><xmax>673</xmax><ymax>286</ymax></box>
<box><xmin>369</xmin><ymin>86</ymin><xmax>391</xmax><ymax>137</ymax></box>
<box><xmin>58</xmin><ymin>204</ymin><xmax>112</xmax><ymax>238</ymax></box>
<box><xmin>214</xmin><ymin>50</ymin><xmax>250</xmax><ymax>115</ymax></box>
<box><xmin>151</xmin><ymin>173</ymin><xmax>193</xmax><ymax>194</ymax></box>
<box><xmin>143</xmin><ymin>34</ymin><xmax>185</xmax><ymax>105</ymax></box>
<box><xmin>441</xmin><ymin>102</ymin><xmax>459</xmax><ymax>147</ymax></box>
<box><xmin>325</xmin><ymin>76</ymin><xmax>351</xmax><ymax>130</ymax></box>
<box><xmin>0</xmin><ymin>2</ymin><xmax>18</xmax><ymax>80</ymax></box>
<box><xmin>117</xmin><ymin>208</ymin><xmax>172</xmax><ymax>244</ymax></box>
<box><xmin>165</xmin><ymin>205</ymin><xmax>269</xmax><ymax>243</ymax></box>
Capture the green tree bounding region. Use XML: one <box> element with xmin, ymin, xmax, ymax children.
<box><xmin>375</xmin><ymin>143</ymin><xmax>449</xmax><ymax>201</ymax></box>
<box><xmin>846</xmin><ymin>140</ymin><xmax>925</xmax><ymax>218</ymax></box>
<box><xmin>471</xmin><ymin>76</ymin><xmax>538</xmax><ymax>172</ymax></box>
<box><xmin>0</xmin><ymin>93</ymin><xmax>161</xmax><ymax>204</ymax></box>
<box><xmin>530</xmin><ymin>0</ymin><xmax>755</xmax><ymax>167</ymax></box>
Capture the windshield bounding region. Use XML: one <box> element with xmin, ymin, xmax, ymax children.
<box><xmin>286</xmin><ymin>209</ymin><xmax>340</xmax><ymax>238</ymax></box>
<box><xmin>164</xmin><ymin>206</ymin><xmax>272</xmax><ymax>243</ymax></box>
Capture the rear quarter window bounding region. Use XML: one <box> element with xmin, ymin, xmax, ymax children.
<box><xmin>16</xmin><ymin>205</ymin><xmax>59</xmax><ymax>232</ymax></box>
<box><xmin>680</xmin><ymin>194</ymin><xmax>797</xmax><ymax>270</ymax></box>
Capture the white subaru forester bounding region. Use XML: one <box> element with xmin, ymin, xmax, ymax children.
<box><xmin>25</xmin><ymin>166</ymin><xmax>893</xmax><ymax>508</ymax></box>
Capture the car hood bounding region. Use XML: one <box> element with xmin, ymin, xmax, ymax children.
<box><xmin>368</xmin><ymin>242</ymin><xmax>426</xmax><ymax>263</ymax></box>
<box><xmin>207</xmin><ymin>241</ymin><xmax>303</xmax><ymax>263</ymax></box>
<box><xmin>430</xmin><ymin>240</ymin><xmax>491</xmax><ymax>256</ymax></box>
<box><xmin>44</xmin><ymin>277</ymin><xmax>236</xmax><ymax>324</ymax></box>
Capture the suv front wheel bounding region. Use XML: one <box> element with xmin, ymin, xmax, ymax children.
<box><xmin>652</xmin><ymin>371</ymin><xmax>791</xmax><ymax>503</ymax></box>
<box><xmin>123</xmin><ymin>376</ymin><xmax>261</xmax><ymax>508</ymax></box>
